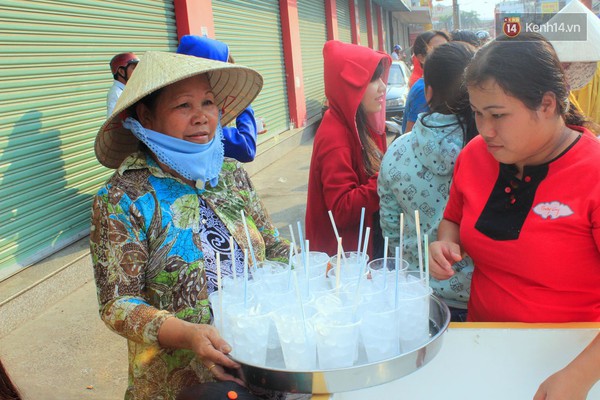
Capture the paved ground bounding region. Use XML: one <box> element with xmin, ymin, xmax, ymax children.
<box><xmin>0</xmin><ymin>139</ymin><xmax>314</xmax><ymax>399</ymax></box>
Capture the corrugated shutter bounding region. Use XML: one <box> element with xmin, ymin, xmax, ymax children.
<box><xmin>213</xmin><ymin>0</ymin><xmax>289</xmax><ymax>137</ymax></box>
<box><xmin>384</xmin><ymin>10</ymin><xmax>391</xmax><ymax>52</ymax></box>
<box><xmin>358</xmin><ymin>0</ymin><xmax>369</xmax><ymax>46</ymax></box>
<box><xmin>0</xmin><ymin>0</ymin><xmax>177</xmax><ymax>281</ymax></box>
<box><xmin>381</xmin><ymin>9</ymin><xmax>392</xmax><ymax>52</ymax></box>
<box><xmin>337</xmin><ymin>0</ymin><xmax>353</xmax><ymax>43</ymax></box>
<box><xmin>298</xmin><ymin>0</ymin><xmax>327</xmax><ymax>121</ymax></box>
<box><xmin>372</xmin><ymin>5</ymin><xmax>379</xmax><ymax>50</ymax></box>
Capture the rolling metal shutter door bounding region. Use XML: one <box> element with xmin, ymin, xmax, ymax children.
<box><xmin>372</xmin><ymin>5</ymin><xmax>379</xmax><ymax>50</ymax></box>
<box><xmin>212</xmin><ymin>0</ymin><xmax>289</xmax><ymax>137</ymax></box>
<box><xmin>358</xmin><ymin>0</ymin><xmax>369</xmax><ymax>46</ymax></box>
<box><xmin>0</xmin><ymin>0</ymin><xmax>177</xmax><ymax>281</ymax></box>
<box><xmin>298</xmin><ymin>0</ymin><xmax>327</xmax><ymax>121</ymax></box>
<box><xmin>337</xmin><ymin>0</ymin><xmax>353</xmax><ymax>43</ymax></box>
<box><xmin>384</xmin><ymin>11</ymin><xmax>391</xmax><ymax>52</ymax></box>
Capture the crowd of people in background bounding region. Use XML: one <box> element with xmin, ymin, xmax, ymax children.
<box><xmin>4</xmin><ymin>12</ymin><xmax>600</xmax><ymax>400</ymax></box>
<box><xmin>94</xmin><ymin>24</ymin><xmax>600</xmax><ymax>400</ymax></box>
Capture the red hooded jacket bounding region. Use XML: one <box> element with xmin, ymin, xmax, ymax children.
<box><xmin>305</xmin><ymin>41</ymin><xmax>391</xmax><ymax>258</ymax></box>
<box><xmin>408</xmin><ymin>54</ymin><xmax>423</xmax><ymax>88</ymax></box>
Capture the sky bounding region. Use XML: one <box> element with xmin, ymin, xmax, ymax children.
<box><xmin>433</xmin><ymin>0</ymin><xmax>497</xmax><ymax>20</ymax></box>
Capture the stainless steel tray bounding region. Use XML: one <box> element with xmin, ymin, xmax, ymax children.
<box><xmin>235</xmin><ymin>295</ymin><xmax>450</xmax><ymax>394</ymax></box>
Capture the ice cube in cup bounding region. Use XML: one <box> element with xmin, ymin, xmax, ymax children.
<box><xmin>359</xmin><ymin>299</ymin><xmax>401</xmax><ymax>362</ymax></box>
<box><xmin>273</xmin><ymin>305</ymin><xmax>318</xmax><ymax>370</ymax></box>
<box><xmin>313</xmin><ymin>309</ymin><xmax>361</xmax><ymax>369</ymax></box>
<box><xmin>292</xmin><ymin>251</ymin><xmax>330</xmax><ymax>277</ymax></box>
<box><xmin>253</xmin><ymin>260</ymin><xmax>291</xmax><ymax>292</ymax></box>
<box><xmin>328</xmin><ymin>251</ymin><xmax>369</xmax><ymax>284</ymax></box>
<box><xmin>208</xmin><ymin>290</ymin><xmax>254</xmax><ymax>345</ymax></box>
<box><xmin>395</xmin><ymin>282</ymin><xmax>432</xmax><ymax>354</ymax></box>
<box><xmin>227</xmin><ymin>303</ymin><xmax>272</xmax><ymax>366</ymax></box>
<box><xmin>367</xmin><ymin>257</ymin><xmax>409</xmax><ymax>290</ymax></box>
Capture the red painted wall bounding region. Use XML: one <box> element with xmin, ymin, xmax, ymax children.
<box><xmin>365</xmin><ymin>0</ymin><xmax>373</xmax><ymax>48</ymax></box>
<box><xmin>325</xmin><ymin>0</ymin><xmax>338</xmax><ymax>41</ymax></box>
<box><xmin>174</xmin><ymin>0</ymin><xmax>215</xmax><ymax>39</ymax></box>
<box><xmin>279</xmin><ymin>0</ymin><xmax>307</xmax><ymax>128</ymax></box>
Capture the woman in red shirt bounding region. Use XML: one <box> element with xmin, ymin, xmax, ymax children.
<box><xmin>430</xmin><ymin>32</ymin><xmax>600</xmax><ymax>400</ymax></box>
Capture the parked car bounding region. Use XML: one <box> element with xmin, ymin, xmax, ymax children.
<box><xmin>385</xmin><ymin>61</ymin><xmax>410</xmax><ymax>120</ymax></box>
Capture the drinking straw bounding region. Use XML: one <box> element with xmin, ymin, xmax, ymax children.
<box><xmin>361</xmin><ymin>227</ymin><xmax>371</xmax><ymax>258</ymax></box>
<box><xmin>327</xmin><ymin>210</ymin><xmax>346</xmax><ymax>260</ymax></box>
<box><xmin>229</xmin><ymin>236</ymin><xmax>236</xmax><ymax>282</ymax></box>
<box><xmin>352</xmin><ymin>226</ymin><xmax>371</xmax><ymax>300</ymax></box>
<box><xmin>399</xmin><ymin>213</ymin><xmax>404</xmax><ymax>271</ymax></box>
<box><xmin>216</xmin><ymin>252</ymin><xmax>224</xmax><ymax>333</ymax></box>
<box><xmin>327</xmin><ymin>210</ymin><xmax>341</xmax><ymax>240</ymax></box>
<box><xmin>394</xmin><ymin>246</ymin><xmax>400</xmax><ymax>309</ymax></box>
<box><xmin>424</xmin><ymin>234</ymin><xmax>430</xmax><ymax>288</ymax></box>
<box><xmin>296</xmin><ymin>221</ymin><xmax>306</xmax><ymax>267</ymax></box>
<box><xmin>335</xmin><ymin>237</ymin><xmax>342</xmax><ymax>296</ymax></box>
<box><xmin>383</xmin><ymin>236</ymin><xmax>389</xmax><ymax>290</ymax></box>
<box><xmin>304</xmin><ymin>240</ymin><xmax>310</xmax><ymax>296</ymax></box>
<box><xmin>357</xmin><ymin>207</ymin><xmax>365</xmax><ymax>253</ymax></box>
<box><xmin>240</xmin><ymin>210</ymin><xmax>257</xmax><ymax>269</ymax></box>
<box><xmin>352</xmin><ymin>228</ymin><xmax>368</xmax><ymax>304</ymax></box>
<box><xmin>292</xmin><ymin>271</ymin><xmax>309</xmax><ymax>341</ymax></box>
<box><xmin>288</xmin><ymin>224</ymin><xmax>297</xmax><ymax>252</ymax></box>
<box><xmin>415</xmin><ymin>210</ymin><xmax>424</xmax><ymax>280</ymax></box>
<box><xmin>243</xmin><ymin>249</ymin><xmax>249</xmax><ymax>309</ymax></box>
<box><xmin>287</xmin><ymin>242</ymin><xmax>295</xmax><ymax>290</ymax></box>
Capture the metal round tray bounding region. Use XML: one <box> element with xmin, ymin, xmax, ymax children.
<box><xmin>234</xmin><ymin>295</ymin><xmax>450</xmax><ymax>394</ymax></box>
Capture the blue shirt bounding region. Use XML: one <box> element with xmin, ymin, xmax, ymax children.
<box><xmin>222</xmin><ymin>106</ymin><xmax>257</xmax><ymax>163</ymax></box>
<box><xmin>401</xmin><ymin>78</ymin><xmax>429</xmax><ymax>133</ymax></box>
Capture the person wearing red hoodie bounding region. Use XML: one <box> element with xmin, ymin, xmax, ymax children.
<box><xmin>305</xmin><ymin>40</ymin><xmax>390</xmax><ymax>259</ymax></box>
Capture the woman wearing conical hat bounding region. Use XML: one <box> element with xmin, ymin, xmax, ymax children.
<box><xmin>91</xmin><ymin>51</ymin><xmax>289</xmax><ymax>400</ymax></box>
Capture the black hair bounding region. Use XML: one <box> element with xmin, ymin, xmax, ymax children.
<box><xmin>0</xmin><ymin>360</ymin><xmax>20</xmax><ymax>400</ymax></box>
<box><xmin>356</xmin><ymin>60</ymin><xmax>385</xmax><ymax>176</ymax></box>
<box><xmin>465</xmin><ymin>32</ymin><xmax>588</xmax><ymax>128</ymax></box>
<box><xmin>412</xmin><ymin>30</ymin><xmax>450</xmax><ymax>58</ymax></box>
<box><xmin>422</xmin><ymin>42</ymin><xmax>478</xmax><ymax>146</ymax></box>
<box><xmin>450</xmin><ymin>30</ymin><xmax>481</xmax><ymax>47</ymax></box>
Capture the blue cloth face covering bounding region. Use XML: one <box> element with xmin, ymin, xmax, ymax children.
<box><xmin>123</xmin><ymin>116</ymin><xmax>224</xmax><ymax>189</ymax></box>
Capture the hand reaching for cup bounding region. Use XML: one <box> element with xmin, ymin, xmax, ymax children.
<box><xmin>428</xmin><ymin>240</ymin><xmax>462</xmax><ymax>280</ymax></box>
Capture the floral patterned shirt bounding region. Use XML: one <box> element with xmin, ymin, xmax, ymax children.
<box><xmin>90</xmin><ymin>151</ymin><xmax>289</xmax><ymax>400</ymax></box>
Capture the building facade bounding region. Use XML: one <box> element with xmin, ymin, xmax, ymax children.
<box><xmin>0</xmin><ymin>0</ymin><xmax>435</xmax><ymax>281</ymax></box>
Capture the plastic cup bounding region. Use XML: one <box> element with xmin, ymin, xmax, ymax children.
<box><xmin>313</xmin><ymin>309</ymin><xmax>362</xmax><ymax>369</ymax></box>
<box><xmin>272</xmin><ymin>305</ymin><xmax>318</xmax><ymax>370</ymax></box>
<box><xmin>227</xmin><ymin>303</ymin><xmax>272</xmax><ymax>366</ymax></box>
<box><xmin>253</xmin><ymin>285</ymin><xmax>296</xmax><ymax>350</ymax></box>
<box><xmin>208</xmin><ymin>290</ymin><xmax>254</xmax><ymax>345</ymax></box>
<box><xmin>359</xmin><ymin>300</ymin><xmax>401</xmax><ymax>362</ymax></box>
<box><xmin>220</xmin><ymin>276</ymin><xmax>260</xmax><ymax>304</ymax></box>
<box><xmin>295</xmin><ymin>269</ymin><xmax>333</xmax><ymax>299</ymax></box>
<box><xmin>394</xmin><ymin>274</ymin><xmax>432</xmax><ymax>353</ymax></box>
<box><xmin>328</xmin><ymin>251</ymin><xmax>369</xmax><ymax>285</ymax></box>
<box><xmin>253</xmin><ymin>260</ymin><xmax>291</xmax><ymax>291</ymax></box>
<box><xmin>341</xmin><ymin>279</ymin><xmax>385</xmax><ymax>305</ymax></box>
<box><xmin>292</xmin><ymin>251</ymin><xmax>330</xmax><ymax>278</ymax></box>
<box><xmin>367</xmin><ymin>257</ymin><xmax>409</xmax><ymax>289</ymax></box>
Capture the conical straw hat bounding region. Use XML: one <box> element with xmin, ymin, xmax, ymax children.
<box><xmin>546</xmin><ymin>0</ymin><xmax>600</xmax><ymax>62</ymax></box>
<box><xmin>95</xmin><ymin>51</ymin><xmax>263</xmax><ymax>168</ymax></box>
